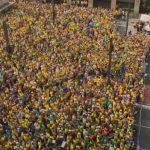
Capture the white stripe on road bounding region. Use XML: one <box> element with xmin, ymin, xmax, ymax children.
<box><xmin>134</xmin><ymin>123</ymin><xmax>150</xmax><ymax>130</ymax></box>
<box><xmin>117</xmin><ymin>24</ymin><xmax>135</xmax><ymax>28</ymax></box>
<box><xmin>135</xmin><ymin>103</ymin><xmax>150</xmax><ymax>110</ymax></box>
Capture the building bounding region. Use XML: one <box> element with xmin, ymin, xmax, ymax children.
<box><xmin>67</xmin><ymin>0</ymin><xmax>141</xmax><ymax>16</ymax></box>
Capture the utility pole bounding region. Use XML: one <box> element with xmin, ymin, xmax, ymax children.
<box><xmin>52</xmin><ymin>0</ymin><xmax>55</xmax><ymax>25</ymax></box>
<box><xmin>3</xmin><ymin>19</ymin><xmax>13</xmax><ymax>55</ymax></box>
<box><xmin>67</xmin><ymin>0</ymin><xmax>72</xmax><ymax>5</ymax></box>
<box><xmin>125</xmin><ymin>0</ymin><xmax>131</xmax><ymax>36</ymax></box>
<box><xmin>108</xmin><ymin>35</ymin><xmax>114</xmax><ymax>84</ymax></box>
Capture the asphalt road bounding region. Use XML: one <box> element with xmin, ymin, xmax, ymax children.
<box><xmin>145</xmin><ymin>63</ymin><xmax>150</xmax><ymax>74</ymax></box>
<box><xmin>134</xmin><ymin>105</ymin><xmax>150</xmax><ymax>150</ymax></box>
<box><xmin>145</xmin><ymin>74</ymin><xmax>150</xmax><ymax>86</ymax></box>
<box><xmin>134</xmin><ymin>52</ymin><xmax>150</xmax><ymax>150</ymax></box>
<box><xmin>145</xmin><ymin>53</ymin><xmax>150</xmax><ymax>86</ymax></box>
<box><xmin>116</xmin><ymin>18</ymin><xmax>138</xmax><ymax>35</ymax></box>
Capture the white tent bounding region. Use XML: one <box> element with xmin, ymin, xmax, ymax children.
<box><xmin>140</xmin><ymin>14</ymin><xmax>150</xmax><ymax>23</ymax></box>
<box><xmin>144</xmin><ymin>24</ymin><xmax>150</xmax><ymax>32</ymax></box>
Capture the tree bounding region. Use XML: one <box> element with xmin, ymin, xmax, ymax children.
<box><xmin>140</xmin><ymin>0</ymin><xmax>150</xmax><ymax>13</ymax></box>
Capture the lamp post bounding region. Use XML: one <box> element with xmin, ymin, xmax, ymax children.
<box><xmin>125</xmin><ymin>0</ymin><xmax>131</xmax><ymax>36</ymax></box>
<box><xmin>3</xmin><ymin>19</ymin><xmax>13</xmax><ymax>55</ymax></box>
<box><xmin>67</xmin><ymin>0</ymin><xmax>71</xmax><ymax>5</ymax></box>
<box><xmin>108</xmin><ymin>35</ymin><xmax>114</xmax><ymax>84</ymax></box>
<box><xmin>52</xmin><ymin>0</ymin><xmax>56</xmax><ymax>25</ymax></box>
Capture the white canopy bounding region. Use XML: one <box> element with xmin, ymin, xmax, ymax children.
<box><xmin>140</xmin><ymin>14</ymin><xmax>150</xmax><ymax>23</ymax></box>
<box><xmin>144</xmin><ymin>24</ymin><xmax>150</xmax><ymax>32</ymax></box>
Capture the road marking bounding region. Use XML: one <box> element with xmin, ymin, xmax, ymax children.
<box><xmin>135</xmin><ymin>104</ymin><xmax>150</xmax><ymax>110</ymax></box>
<box><xmin>132</xmin><ymin>146</ymin><xmax>148</xmax><ymax>150</ymax></box>
<box><xmin>117</xmin><ymin>24</ymin><xmax>135</xmax><ymax>28</ymax></box>
<box><xmin>134</xmin><ymin>123</ymin><xmax>150</xmax><ymax>129</ymax></box>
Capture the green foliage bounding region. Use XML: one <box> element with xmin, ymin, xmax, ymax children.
<box><xmin>140</xmin><ymin>0</ymin><xmax>150</xmax><ymax>13</ymax></box>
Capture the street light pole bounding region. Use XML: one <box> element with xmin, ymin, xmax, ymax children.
<box><xmin>125</xmin><ymin>0</ymin><xmax>131</xmax><ymax>36</ymax></box>
<box><xmin>108</xmin><ymin>35</ymin><xmax>114</xmax><ymax>84</ymax></box>
<box><xmin>3</xmin><ymin>19</ymin><xmax>13</xmax><ymax>55</ymax></box>
<box><xmin>67</xmin><ymin>0</ymin><xmax>71</xmax><ymax>5</ymax></box>
<box><xmin>52</xmin><ymin>0</ymin><xmax>55</xmax><ymax>25</ymax></box>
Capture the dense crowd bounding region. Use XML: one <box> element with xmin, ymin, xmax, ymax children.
<box><xmin>0</xmin><ymin>1</ymin><xmax>150</xmax><ymax>149</ymax></box>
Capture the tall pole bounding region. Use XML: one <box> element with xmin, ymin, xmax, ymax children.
<box><xmin>88</xmin><ymin>0</ymin><xmax>93</xmax><ymax>8</ymax></box>
<box><xmin>125</xmin><ymin>0</ymin><xmax>131</xmax><ymax>36</ymax></box>
<box><xmin>108</xmin><ymin>35</ymin><xmax>114</xmax><ymax>84</ymax></box>
<box><xmin>3</xmin><ymin>20</ymin><xmax>12</xmax><ymax>54</ymax></box>
<box><xmin>67</xmin><ymin>0</ymin><xmax>71</xmax><ymax>5</ymax></box>
<box><xmin>52</xmin><ymin>0</ymin><xmax>55</xmax><ymax>25</ymax></box>
<box><xmin>3</xmin><ymin>20</ymin><xmax>10</xmax><ymax>48</ymax></box>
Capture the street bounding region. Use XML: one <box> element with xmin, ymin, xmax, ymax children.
<box><xmin>134</xmin><ymin>105</ymin><xmax>150</xmax><ymax>150</ymax></box>
<box><xmin>145</xmin><ymin>53</ymin><xmax>150</xmax><ymax>86</ymax></box>
<box><xmin>134</xmin><ymin>51</ymin><xmax>150</xmax><ymax>150</ymax></box>
<box><xmin>116</xmin><ymin>17</ymin><xmax>138</xmax><ymax>35</ymax></box>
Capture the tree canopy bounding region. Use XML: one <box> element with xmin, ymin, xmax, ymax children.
<box><xmin>140</xmin><ymin>0</ymin><xmax>150</xmax><ymax>13</ymax></box>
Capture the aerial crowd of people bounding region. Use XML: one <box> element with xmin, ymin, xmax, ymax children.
<box><xmin>0</xmin><ymin>1</ymin><xmax>150</xmax><ymax>149</ymax></box>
